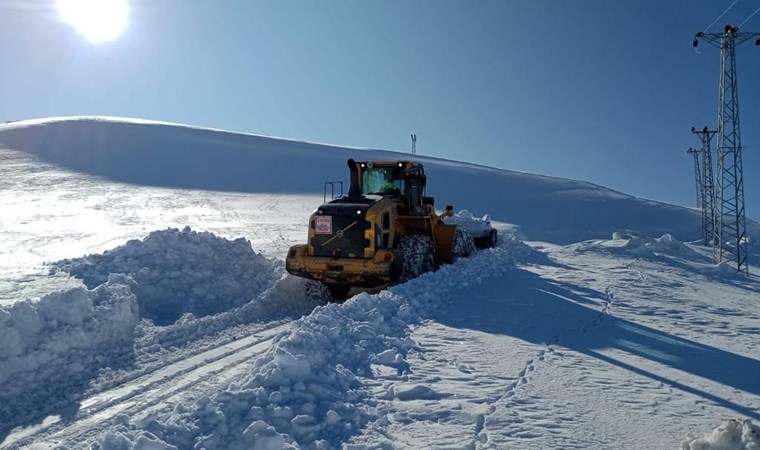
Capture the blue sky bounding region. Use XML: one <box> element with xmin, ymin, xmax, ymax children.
<box><xmin>2</xmin><ymin>0</ymin><xmax>760</xmax><ymax>220</ymax></box>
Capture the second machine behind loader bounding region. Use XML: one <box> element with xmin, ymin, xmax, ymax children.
<box><xmin>286</xmin><ymin>158</ymin><xmax>476</xmax><ymax>301</ymax></box>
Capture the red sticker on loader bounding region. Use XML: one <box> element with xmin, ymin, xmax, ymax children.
<box><xmin>315</xmin><ymin>216</ymin><xmax>332</xmax><ymax>234</ymax></box>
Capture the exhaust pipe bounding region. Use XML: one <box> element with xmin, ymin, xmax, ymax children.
<box><xmin>347</xmin><ymin>158</ymin><xmax>362</xmax><ymax>198</ymax></box>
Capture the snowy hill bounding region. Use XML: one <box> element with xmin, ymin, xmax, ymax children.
<box><xmin>0</xmin><ymin>117</ymin><xmax>758</xmax><ymax>449</ymax></box>
<box><xmin>0</xmin><ymin>116</ymin><xmax>736</xmax><ymax>244</ymax></box>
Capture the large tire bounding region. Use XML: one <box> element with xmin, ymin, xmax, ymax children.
<box><xmin>396</xmin><ymin>235</ymin><xmax>436</xmax><ymax>282</ymax></box>
<box><xmin>452</xmin><ymin>228</ymin><xmax>476</xmax><ymax>259</ymax></box>
<box><xmin>305</xmin><ymin>281</ymin><xmax>351</xmax><ymax>303</ymax></box>
<box><xmin>474</xmin><ymin>229</ymin><xmax>498</xmax><ymax>249</ymax></box>
<box><xmin>487</xmin><ymin>229</ymin><xmax>498</xmax><ymax>248</ymax></box>
<box><xmin>305</xmin><ymin>280</ymin><xmax>332</xmax><ymax>304</ymax></box>
<box><xmin>327</xmin><ymin>284</ymin><xmax>351</xmax><ymax>301</ymax></box>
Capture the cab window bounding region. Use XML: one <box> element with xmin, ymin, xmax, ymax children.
<box><xmin>362</xmin><ymin>167</ymin><xmax>403</xmax><ymax>195</ymax></box>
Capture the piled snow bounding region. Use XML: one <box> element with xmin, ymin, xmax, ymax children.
<box><xmin>134</xmin><ymin>273</ymin><xmax>313</xmax><ymax>354</ymax></box>
<box><xmin>0</xmin><ymin>228</ymin><xmax>300</xmax><ymax>427</ymax></box>
<box><xmin>53</xmin><ymin>227</ymin><xmax>279</xmax><ymax>325</ymax></box>
<box><xmin>91</xmin><ymin>238</ymin><xmax>525</xmax><ymax>450</ymax></box>
<box><xmin>612</xmin><ymin>232</ymin><xmax>700</xmax><ymax>258</ymax></box>
<box><xmin>442</xmin><ymin>209</ymin><xmax>494</xmax><ymax>237</ymax></box>
<box><xmin>0</xmin><ymin>275</ymin><xmax>139</xmax><ymax>424</ymax></box>
<box><xmin>681</xmin><ymin>419</ymin><xmax>760</xmax><ymax>450</ymax></box>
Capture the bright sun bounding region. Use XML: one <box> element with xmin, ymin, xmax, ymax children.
<box><xmin>56</xmin><ymin>0</ymin><xmax>129</xmax><ymax>43</ymax></box>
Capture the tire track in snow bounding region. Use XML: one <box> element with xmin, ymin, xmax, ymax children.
<box><xmin>4</xmin><ymin>323</ymin><xmax>289</xmax><ymax>449</ymax></box>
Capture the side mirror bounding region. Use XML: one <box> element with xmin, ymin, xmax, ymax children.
<box><xmin>420</xmin><ymin>175</ymin><xmax>427</xmax><ymax>188</ymax></box>
<box><xmin>445</xmin><ymin>205</ymin><xmax>453</xmax><ymax>211</ymax></box>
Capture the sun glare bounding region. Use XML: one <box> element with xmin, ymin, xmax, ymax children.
<box><xmin>56</xmin><ymin>0</ymin><xmax>130</xmax><ymax>43</ymax></box>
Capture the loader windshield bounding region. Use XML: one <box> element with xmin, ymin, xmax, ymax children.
<box><xmin>362</xmin><ymin>167</ymin><xmax>404</xmax><ymax>195</ymax></box>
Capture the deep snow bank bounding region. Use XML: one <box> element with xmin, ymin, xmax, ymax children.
<box><xmin>612</xmin><ymin>232</ymin><xmax>702</xmax><ymax>258</ymax></box>
<box><xmin>0</xmin><ymin>275</ymin><xmax>139</xmax><ymax>424</ymax></box>
<box><xmin>53</xmin><ymin>227</ymin><xmax>279</xmax><ymax>325</ymax></box>
<box><xmin>681</xmin><ymin>419</ymin><xmax>760</xmax><ymax>450</ymax></box>
<box><xmin>0</xmin><ymin>228</ymin><xmax>288</xmax><ymax>427</ymax></box>
<box><xmin>90</xmin><ymin>237</ymin><xmax>529</xmax><ymax>450</ymax></box>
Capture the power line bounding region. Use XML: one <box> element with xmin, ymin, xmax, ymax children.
<box><xmin>739</xmin><ymin>5</ymin><xmax>760</xmax><ymax>27</ymax></box>
<box><xmin>704</xmin><ymin>0</ymin><xmax>741</xmax><ymax>32</ymax></box>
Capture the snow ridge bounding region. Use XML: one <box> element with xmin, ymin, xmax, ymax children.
<box><xmin>681</xmin><ymin>419</ymin><xmax>760</xmax><ymax>450</ymax></box>
<box><xmin>0</xmin><ymin>228</ymin><xmax>297</xmax><ymax>434</ymax></box>
<box><xmin>53</xmin><ymin>227</ymin><xmax>279</xmax><ymax>325</ymax></box>
<box><xmin>90</xmin><ymin>238</ymin><xmax>526</xmax><ymax>450</ymax></box>
<box><xmin>0</xmin><ymin>275</ymin><xmax>139</xmax><ymax>425</ymax></box>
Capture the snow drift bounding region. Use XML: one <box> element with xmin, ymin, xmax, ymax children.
<box><xmin>0</xmin><ymin>228</ymin><xmax>301</xmax><ymax>430</ymax></box>
<box><xmin>53</xmin><ymin>227</ymin><xmax>279</xmax><ymax>325</ymax></box>
<box><xmin>0</xmin><ymin>116</ymin><xmax>735</xmax><ymax>244</ymax></box>
<box><xmin>0</xmin><ymin>276</ymin><xmax>139</xmax><ymax>424</ymax></box>
<box><xmin>90</xmin><ymin>238</ymin><xmax>527</xmax><ymax>450</ymax></box>
<box><xmin>681</xmin><ymin>419</ymin><xmax>760</xmax><ymax>450</ymax></box>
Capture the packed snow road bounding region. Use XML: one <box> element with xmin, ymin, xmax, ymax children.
<box><xmin>3</xmin><ymin>322</ymin><xmax>288</xmax><ymax>449</ymax></box>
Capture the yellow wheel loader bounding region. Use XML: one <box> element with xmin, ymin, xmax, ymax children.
<box><xmin>286</xmin><ymin>158</ymin><xmax>475</xmax><ymax>301</ymax></box>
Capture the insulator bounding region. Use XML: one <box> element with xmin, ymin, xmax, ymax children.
<box><xmin>725</xmin><ymin>24</ymin><xmax>733</xmax><ymax>33</ymax></box>
<box><xmin>693</xmin><ymin>38</ymin><xmax>699</xmax><ymax>48</ymax></box>
<box><xmin>696</xmin><ymin>31</ymin><xmax>704</xmax><ymax>37</ymax></box>
<box><xmin>755</xmin><ymin>37</ymin><xmax>760</xmax><ymax>46</ymax></box>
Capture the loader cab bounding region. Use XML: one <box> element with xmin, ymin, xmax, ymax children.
<box><xmin>349</xmin><ymin>159</ymin><xmax>428</xmax><ymax>215</ymax></box>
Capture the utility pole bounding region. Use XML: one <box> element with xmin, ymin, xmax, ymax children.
<box><xmin>691</xmin><ymin>126</ymin><xmax>718</xmax><ymax>247</ymax></box>
<box><xmin>411</xmin><ymin>134</ymin><xmax>417</xmax><ymax>155</ymax></box>
<box><xmin>693</xmin><ymin>24</ymin><xmax>760</xmax><ymax>274</ymax></box>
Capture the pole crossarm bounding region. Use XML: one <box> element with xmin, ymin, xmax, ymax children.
<box><xmin>693</xmin><ymin>25</ymin><xmax>760</xmax><ymax>48</ymax></box>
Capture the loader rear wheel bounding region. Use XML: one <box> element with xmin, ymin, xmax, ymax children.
<box><xmin>327</xmin><ymin>284</ymin><xmax>351</xmax><ymax>301</ymax></box>
<box><xmin>396</xmin><ymin>234</ymin><xmax>436</xmax><ymax>282</ymax></box>
<box><xmin>304</xmin><ymin>281</ymin><xmax>351</xmax><ymax>303</ymax></box>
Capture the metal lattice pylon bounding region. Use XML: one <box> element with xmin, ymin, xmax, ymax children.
<box><xmin>687</xmin><ymin>147</ymin><xmax>703</xmax><ymax>209</ymax></box>
<box><xmin>693</xmin><ymin>25</ymin><xmax>759</xmax><ymax>274</ymax></box>
<box><xmin>691</xmin><ymin>127</ymin><xmax>718</xmax><ymax>247</ymax></box>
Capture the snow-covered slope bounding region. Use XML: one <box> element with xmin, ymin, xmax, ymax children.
<box><xmin>1</xmin><ymin>116</ymin><xmax>737</xmax><ymax>244</ymax></box>
<box><xmin>0</xmin><ymin>117</ymin><xmax>758</xmax><ymax>450</ymax></box>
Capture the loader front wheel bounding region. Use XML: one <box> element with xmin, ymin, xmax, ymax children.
<box><xmin>396</xmin><ymin>234</ymin><xmax>436</xmax><ymax>282</ymax></box>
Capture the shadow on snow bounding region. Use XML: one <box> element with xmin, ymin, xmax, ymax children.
<box><xmin>436</xmin><ymin>267</ymin><xmax>760</xmax><ymax>420</ymax></box>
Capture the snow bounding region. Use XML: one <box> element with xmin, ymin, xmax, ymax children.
<box><xmin>442</xmin><ymin>209</ymin><xmax>494</xmax><ymax>237</ymax></box>
<box><xmin>52</xmin><ymin>227</ymin><xmax>280</xmax><ymax>325</ymax></box>
<box><xmin>681</xmin><ymin>419</ymin><xmax>760</xmax><ymax>450</ymax></box>
<box><xmin>3</xmin><ymin>116</ymin><xmax>746</xmax><ymax>245</ymax></box>
<box><xmin>0</xmin><ymin>275</ymin><xmax>139</xmax><ymax>425</ymax></box>
<box><xmin>0</xmin><ymin>117</ymin><xmax>758</xmax><ymax>449</ymax></box>
<box><xmin>88</xmin><ymin>241</ymin><xmax>521</xmax><ymax>450</ymax></box>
